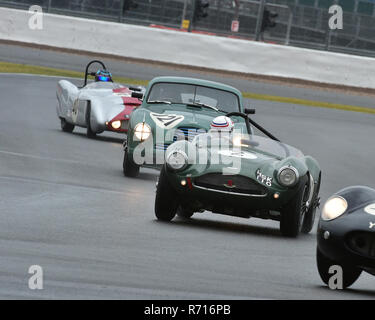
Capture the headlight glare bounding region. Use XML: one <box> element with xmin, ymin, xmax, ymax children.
<box><xmin>111</xmin><ymin>120</ymin><xmax>121</xmax><ymax>129</ymax></box>
<box><xmin>322</xmin><ymin>196</ymin><xmax>348</xmax><ymax>221</ymax></box>
<box><xmin>166</xmin><ymin>151</ymin><xmax>188</xmax><ymax>171</ymax></box>
<box><xmin>134</xmin><ymin>122</ymin><xmax>151</xmax><ymax>141</ymax></box>
<box><xmin>278</xmin><ymin>166</ymin><xmax>298</xmax><ymax>187</ymax></box>
<box><xmin>233</xmin><ymin>135</ymin><xmax>243</xmax><ymax>147</ymax></box>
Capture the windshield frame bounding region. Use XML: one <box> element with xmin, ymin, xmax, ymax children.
<box><xmin>145</xmin><ymin>82</ymin><xmax>241</xmax><ymax>113</ymax></box>
<box><xmin>82</xmin><ymin>82</ymin><xmax>125</xmax><ymax>90</ymax></box>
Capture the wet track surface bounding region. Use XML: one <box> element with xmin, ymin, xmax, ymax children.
<box><xmin>0</xmin><ymin>72</ymin><xmax>375</xmax><ymax>299</ymax></box>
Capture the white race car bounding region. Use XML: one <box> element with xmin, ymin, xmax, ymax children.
<box><xmin>56</xmin><ymin>60</ymin><xmax>144</xmax><ymax>137</ymax></box>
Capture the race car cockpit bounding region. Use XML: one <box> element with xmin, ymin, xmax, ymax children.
<box><xmin>83</xmin><ymin>60</ymin><xmax>113</xmax><ymax>87</ymax></box>
<box><xmin>81</xmin><ymin>60</ymin><xmax>144</xmax><ymax>99</ymax></box>
<box><xmin>95</xmin><ymin>69</ymin><xmax>113</xmax><ymax>83</ymax></box>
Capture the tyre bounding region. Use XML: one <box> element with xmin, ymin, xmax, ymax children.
<box><xmin>177</xmin><ymin>206</ymin><xmax>194</xmax><ymax>219</ymax></box>
<box><xmin>86</xmin><ymin>105</ymin><xmax>96</xmax><ymax>138</ymax></box>
<box><xmin>280</xmin><ymin>176</ymin><xmax>309</xmax><ymax>238</ymax></box>
<box><xmin>316</xmin><ymin>247</ymin><xmax>362</xmax><ymax>289</ymax></box>
<box><xmin>123</xmin><ymin>147</ymin><xmax>139</xmax><ymax>177</ymax></box>
<box><xmin>301</xmin><ymin>173</ymin><xmax>321</xmax><ymax>234</ymax></box>
<box><xmin>60</xmin><ymin>118</ymin><xmax>74</xmax><ymax>133</ymax></box>
<box><xmin>155</xmin><ymin>166</ymin><xmax>179</xmax><ymax>221</ymax></box>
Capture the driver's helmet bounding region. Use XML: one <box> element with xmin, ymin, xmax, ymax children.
<box><xmin>210</xmin><ymin>116</ymin><xmax>234</xmax><ymax>133</ymax></box>
<box><xmin>95</xmin><ymin>70</ymin><xmax>112</xmax><ymax>82</ymax></box>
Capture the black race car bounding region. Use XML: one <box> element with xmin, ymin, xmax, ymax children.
<box><xmin>317</xmin><ymin>186</ymin><xmax>375</xmax><ymax>288</ymax></box>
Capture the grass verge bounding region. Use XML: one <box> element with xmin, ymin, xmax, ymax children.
<box><xmin>1</xmin><ymin>61</ymin><xmax>374</xmax><ymax>115</ymax></box>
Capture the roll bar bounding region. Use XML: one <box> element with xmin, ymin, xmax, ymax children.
<box><xmin>226</xmin><ymin>109</ymin><xmax>280</xmax><ymax>142</ymax></box>
<box><xmin>84</xmin><ymin>60</ymin><xmax>111</xmax><ymax>86</ymax></box>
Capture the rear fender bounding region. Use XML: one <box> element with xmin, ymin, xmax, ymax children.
<box><xmin>56</xmin><ymin>80</ymin><xmax>79</xmax><ymax>121</ymax></box>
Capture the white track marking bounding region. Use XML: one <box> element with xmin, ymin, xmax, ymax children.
<box><xmin>0</xmin><ymin>175</ymin><xmax>129</xmax><ymax>196</ymax></box>
<box><xmin>0</xmin><ymin>72</ymin><xmax>81</xmax><ymax>80</ymax></box>
<box><xmin>0</xmin><ymin>150</ymin><xmax>86</xmax><ymax>165</ymax></box>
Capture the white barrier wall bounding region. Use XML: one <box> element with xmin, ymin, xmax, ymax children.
<box><xmin>0</xmin><ymin>7</ymin><xmax>374</xmax><ymax>89</ymax></box>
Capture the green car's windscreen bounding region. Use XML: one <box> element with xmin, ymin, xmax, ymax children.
<box><xmin>147</xmin><ymin>82</ymin><xmax>240</xmax><ymax>113</ymax></box>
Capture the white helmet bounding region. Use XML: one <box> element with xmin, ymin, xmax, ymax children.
<box><xmin>210</xmin><ymin>116</ymin><xmax>234</xmax><ymax>132</ymax></box>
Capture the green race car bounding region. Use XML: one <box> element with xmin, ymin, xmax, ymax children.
<box><xmin>122</xmin><ymin>76</ymin><xmax>248</xmax><ymax>177</ymax></box>
<box><xmin>154</xmin><ymin>111</ymin><xmax>322</xmax><ymax>237</ymax></box>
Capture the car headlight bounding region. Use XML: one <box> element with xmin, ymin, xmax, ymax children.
<box><xmin>166</xmin><ymin>150</ymin><xmax>188</xmax><ymax>171</ymax></box>
<box><xmin>277</xmin><ymin>166</ymin><xmax>299</xmax><ymax>187</ymax></box>
<box><xmin>134</xmin><ymin>122</ymin><xmax>151</xmax><ymax>141</ymax></box>
<box><xmin>111</xmin><ymin>120</ymin><xmax>121</xmax><ymax>129</ymax></box>
<box><xmin>321</xmin><ymin>196</ymin><xmax>348</xmax><ymax>221</ymax></box>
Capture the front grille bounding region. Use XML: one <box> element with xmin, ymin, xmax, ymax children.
<box><xmin>194</xmin><ymin>173</ymin><xmax>267</xmax><ymax>195</ymax></box>
<box><xmin>173</xmin><ymin>127</ymin><xmax>206</xmax><ymax>142</ymax></box>
<box><xmin>346</xmin><ymin>232</ymin><xmax>375</xmax><ymax>258</ymax></box>
<box><xmin>121</xmin><ymin>121</ymin><xmax>128</xmax><ymax>130</ymax></box>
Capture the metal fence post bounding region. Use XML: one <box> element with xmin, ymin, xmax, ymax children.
<box><xmin>285</xmin><ymin>10</ymin><xmax>293</xmax><ymax>45</ymax></box>
<box><xmin>346</xmin><ymin>15</ymin><xmax>361</xmax><ymax>48</ymax></box>
<box><xmin>325</xmin><ymin>28</ymin><xmax>332</xmax><ymax>51</ymax></box>
<box><xmin>215</xmin><ymin>0</ymin><xmax>221</xmax><ymax>30</ymax></box>
<box><xmin>255</xmin><ymin>0</ymin><xmax>266</xmax><ymax>41</ymax></box>
<box><xmin>233</xmin><ymin>0</ymin><xmax>239</xmax><ymax>20</ymax></box>
<box><xmin>119</xmin><ymin>0</ymin><xmax>125</xmax><ymax>22</ymax></box>
<box><xmin>354</xmin><ymin>0</ymin><xmax>359</xmax><ymax>14</ymax></box>
<box><xmin>161</xmin><ymin>0</ymin><xmax>167</xmax><ymax>22</ymax></box>
<box><xmin>47</xmin><ymin>0</ymin><xmax>52</xmax><ymax>12</ymax></box>
<box><xmin>181</xmin><ymin>0</ymin><xmax>188</xmax><ymax>29</ymax></box>
<box><xmin>188</xmin><ymin>0</ymin><xmax>196</xmax><ymax>32</ymax></box>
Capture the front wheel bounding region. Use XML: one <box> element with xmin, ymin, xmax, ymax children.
<box><xmin>155</xmin><ymin>166</ymin><xmax>179</xmax><ymax>221</ymax></box>
<box><xmin>60</xmin><ymin>118</ymin><xmax>74</xmax><ymax>133</ymax></box>
<box><xmin>177</xmin><ymin>206</ymin><xmax>194</xmax><ymax>219</ymax></box>
<box><xmin>316</xmin><ymin>247</ymin><xmax>362</xmax><ymax>289</ymax></box>
<box><xmin>280</xmin><ymin>176</ymin><xmax>308</xmax><ymax>238</ymax></box>
<box><xmin>301</xmin><ymin>173</ymin><xmax>321</xmax><ymax>234</ymax></box>
<box><xmin>123</xmin><ymin>148</ymin><xmax>139</xmax><ymax>177</ymax></box>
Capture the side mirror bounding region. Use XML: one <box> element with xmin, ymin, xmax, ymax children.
<box><xmin>129</xmin><ymin>86</ymin><xmax>142</xmax><ymax>92</ymax></box>
<box><xmin>245</xmin><ymin>108</ymin><xmax>256</xmax><ymax>115</ymax></box>
<box><xmin>132</xmin><ymin>92</ymin><xmax>144</xmax><ymax>99</ymax></box>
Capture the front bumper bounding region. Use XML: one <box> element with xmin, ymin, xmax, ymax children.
<box><xmin>317</xmin><ymin>217</ymin><xmax>375</xmax><ymax>270</ymax></box>
<box><xmin>169</xmin><ymin>172</ymin><xmax>303</xmax><ymax>219</ymax></box>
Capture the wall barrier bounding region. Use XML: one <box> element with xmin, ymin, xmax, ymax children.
<box><xmin>0</xmin><ymin>7</ymin><xmax>374</xmax><ymax>89</ymax></box>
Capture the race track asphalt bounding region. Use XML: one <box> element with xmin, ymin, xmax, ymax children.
<box><xmin>0</xmin><ymin>72</ymin><xmax>374</xmax><ymax>298</ymax></box>
<box><xmin>1</xmin><ymin>42</ymin><xmax>375</xmax><ymax>109</ymax></box>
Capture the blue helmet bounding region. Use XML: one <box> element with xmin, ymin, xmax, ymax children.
<box><xmin>95</xmin><ymin>69</ymin><xmax>112</xmax><ymax>82</ymax></box>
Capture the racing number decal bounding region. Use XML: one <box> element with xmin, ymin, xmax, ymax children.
<box><xmin>150</xmin><ymin>113</ymin><xmax>184</xmax><ymax>129</ymax></box>
<box><xmin>364</xmin><ymin>203</ymin><xmax>375</xmax><ymax>216</ymax></box>
<box><xmin>256</xmin><ymin>169</ymin><xmax>272</xmax><ymax>187</ymax></box>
